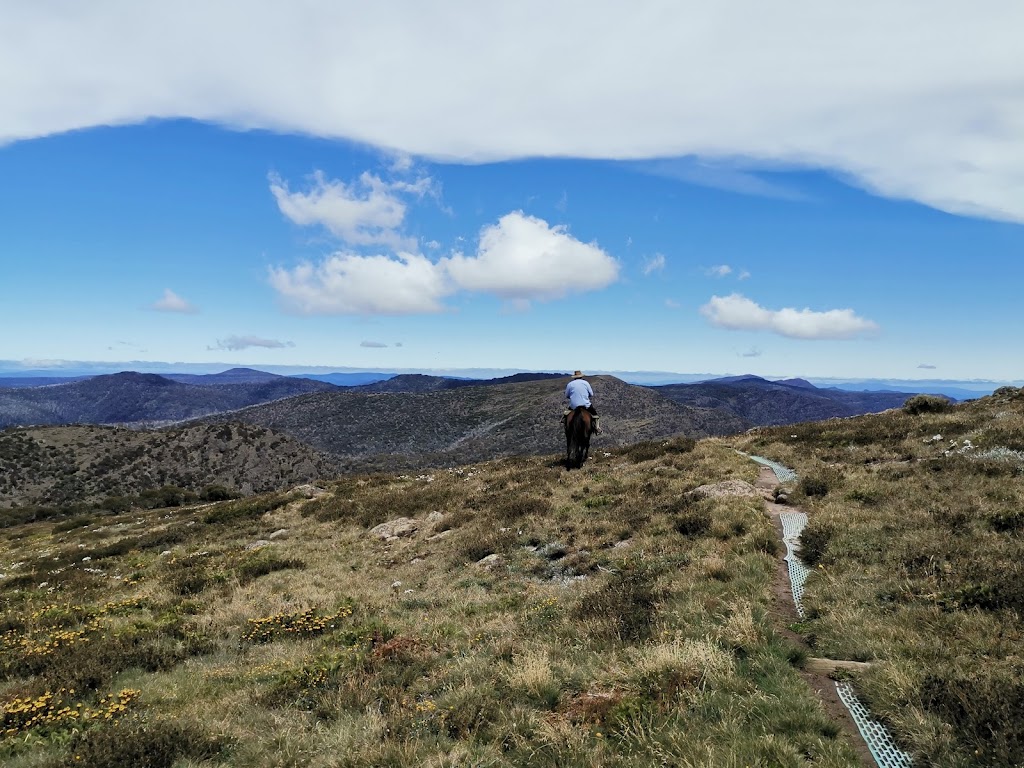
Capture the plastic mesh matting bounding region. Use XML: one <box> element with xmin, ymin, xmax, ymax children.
<box><xmin>779</xmin><ymin>511</ymin><xmax>811</xmax><ymax>617</ymax></box>
<box><xmin>743</xmin><ymin>454</ymin><xmax>914</xmax><ymax>767</ymax></box>
<box><xmin>739</xmin><ymin>452</ymin><xmax>799</xmax><ymax>483</ymax></box>
<box><xmin>836</xmin><ymin>682</ymin><xmax>914</xmax><ymax>768</ymax></box>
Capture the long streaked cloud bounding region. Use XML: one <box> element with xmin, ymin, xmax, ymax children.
<box><xmin>360</xmin><ymin>340</ymin><xmax>388</xmax><ymax>348</ymax></box>
<box><xmin>151</xmin><ymin>289</ymin><xmax>198</xmax><ymax>314</ymax></box>
<box><xmin>700</xmin><ymin>293</ymin><xmax>879</xmax><ymax>340</ymax></box>
<box><xmin>271</xmin><ymin>210</ymin><xmax>618</xmax><ymax>314</ymax></box>
<box><xmin>209</xmin><ymin>336</ymin><xmax>295</xmax><ymax>351</ymax></box>
<box><xmin>2</xmin><ymin>4</ymin><xmax>1023</xmax><ymax>223</ymax></box>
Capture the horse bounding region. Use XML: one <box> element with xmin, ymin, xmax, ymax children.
<box><xmin>564</xmin><ymin>406</ymin><xmax>592</xmax><ymax>469</ymax></box>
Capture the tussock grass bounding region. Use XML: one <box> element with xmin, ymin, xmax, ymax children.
<box><xmin>0</xmin><ymin>441</ymin><xmax>861</xmax><ymax>766</ymax></box>
<box><xmin>738</xmin><ymin>386</ymin><xmax>1024</xmax><ymax>766</ymax></box>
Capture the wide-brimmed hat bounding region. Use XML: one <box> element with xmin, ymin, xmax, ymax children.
<box><xmin>572</xmin><ymin>370</ymin><xmax>586</xmax><ymax>379</ymax></box>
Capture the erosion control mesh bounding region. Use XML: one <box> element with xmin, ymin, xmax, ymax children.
<box><xmin>749</xmin><ymin>455</ymin><xmax>914</xmax><ymax>768</ymax></box>
<box><xmin>837</xmin><ymin>682</ymin><xmax>914</xmax><ymax>768</ymax></box>
<box><xmin>780</xmin><ymin>511</ymin><xmax>811</xmax><ymax>617</ymax></box>
<box><xmin>741</xmin><ymin>452</ymin><xmax>799</xmax><ymax>483</ymax></box>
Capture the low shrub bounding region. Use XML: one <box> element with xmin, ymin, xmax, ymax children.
<box><xmin>798</xmin><ymin>520</ymin><xmax>834</xmax><ymax>565</ymax></box>
<box><xmin>575</xmin><ymin>561</ymin><xmax>663</xmax><ymax>643</ymax></box>
<box><xmin>673</xmin><ymin>508</ymin><xmax>712</xmax><ymax>537</ymax></box>
<box><xmin>51</xmin><ymin>716</ymin><xmax>229</xmax><ymax>768</ymax></box>
<box><xmin>903</xmin><ymin>394</ymin><xmax>953</xmax><ymax>415</ymax></box>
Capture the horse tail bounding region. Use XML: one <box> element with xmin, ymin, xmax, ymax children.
<box><xmin>566</xmin><ymin>406</ymin><xmax>592</xmax><ymax>468</ymax></box>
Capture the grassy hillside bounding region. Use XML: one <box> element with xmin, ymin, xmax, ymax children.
<box><xmin>0</xmin><ymin>439</ymin><xmax>863</xmax><ymax>767</ymax></box>
<box><xmin>204</xmin><ymin>375</ymin><xmax>747</xmax><ymax>470</ymax></box>
<box><xmin>735</xmin><ymin>388</ymin><xmax>1024</xmax><ymax>766</ymax></box>
<box><xmin>0</xmin><ymin>423</ymin><xmax>341</xmax><ymax>511</ymax></box>
<box><xmin>4</xmin><ymin>389</ymin><xmax>1019</xmax><ymax>766</ymax></box>
<box><xmin>0</xmin><ymin>372</ymin><xmax>335</xmax><ymax>428</ymax></box>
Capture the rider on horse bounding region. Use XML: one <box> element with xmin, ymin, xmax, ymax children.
<box><xmin>563</xmin><ymin>371</ymin><xmax>601</xmax><ymax>434</ymax></box>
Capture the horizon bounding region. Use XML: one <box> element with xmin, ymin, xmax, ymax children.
<box><xmin>0</xmin><ymin>358</ymin><xmax>1015</xmax><ymax>396</ymax></box>
<box><xmin>3</xmin><ymin>5</ymin><xmax>1023</xmax><ymax>381</ymax></box>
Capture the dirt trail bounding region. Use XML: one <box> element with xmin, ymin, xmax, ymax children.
<box><xmin>755</xmin><ymin>465</ymin><xmax>877</xmax><ymax>768</ymax></box>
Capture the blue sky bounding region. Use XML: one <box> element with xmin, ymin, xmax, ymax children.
<box><xmin>2</xmin><ymin>3</ymin><xmax>1023</xmax><ymax>382</ymax></box>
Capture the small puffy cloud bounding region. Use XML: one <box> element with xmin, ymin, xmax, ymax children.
<box><xmin>739</xmin><ymin>347</ymin><xmax>762</xmax><ymax>357</ymax></box>
<box><xmin>425</xmin><ymin>239</ymin><xmax>441</xmax><ymax>250</ymax></box>
<box><xmin>642</xmin><ymin>253</ymin><xmax>666</xmax><ymax>275</ymax></box>
<box><xmin>270</xmin><ymin>171</ymin><xmax>430</xmax><ymax>250</ymax></box>
<box><xmin>269</xmin><ymin>251</ymin><xmax>451</xmax><ymax>315</ymax></box>
<box><xmin>705</xmin><ymin>265</ymin><xmax>733</xmax><ymax>278</ymax></box>
<box><xmin>360</xmin><ymin>340</ymin><xmax>388</xmax><ymax>348</ymax></box>
<box><xmin>700</xmin><ymin>293</ymin><xmax>879</xmax><ymax>340</ymax></box>
<box><xmin>152</xmin><ymin>289</ymin><xmax>198</xmax><ymax>314</ymax></box>
<box><xmin>394</xmin><ymin>341</ymin><xmax>403</xmax><ymax>347</ymax></box>
<box><xmin>665</xmin><ymin>299</ymin><xmax>681</xmax><ymax>309</ymax></box>
<box><xmin>444</xmin><ymin>211</ymin><xmax>618</xmax><ymax>300</ymax></box>
<box><xmin>738</xmin><ymin>270</ymin><xmax>751</xmax><ymax>280</ymax></box>
<box><xmin>918</xmin><ymin>363</ymin><xmax>937</xmax><ymax>370</ymax></box>
<box><xmin>210</xmin><ymin>336</ymin><xmax>295</xmax><ymax>351</ymax></box>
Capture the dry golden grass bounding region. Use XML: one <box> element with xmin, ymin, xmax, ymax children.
<box><xmin>0</xmin><ymin>439</ymin><xmax>863</xmax><ymax>767</ymax></box>
<box><xmin>738</xmin><ymin>386</ymin><xmax>1024</xmax><ymax>767</ymax></box>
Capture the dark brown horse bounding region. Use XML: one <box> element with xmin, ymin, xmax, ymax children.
<box><xmin>564</xmin><ymin>406</ymin><xmax>592</xmax><ymax>469</ymax></box>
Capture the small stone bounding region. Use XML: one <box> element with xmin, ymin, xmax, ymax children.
<box><xmin>268</xmin><ymin>528</ymin><xmax>289</xmax><ymax>540</ymax></box>
<box><xmin>476</xmin><ymin>553</ymin><xmax>506</xmax><ymax>570</ymax></box>
<box><xmin>410</xmin><ymin>557</ymin><xmax>424</xmax><ymax>564</ymax></box>
<box><xmin>775</xmin><ymin>493</ymin><xmax>790</xmax><ymax>505</ymax></box>
<box><xmin>613</xmin><ymin>538</ymin><xmax>633</xmax><ymax>549</ymax></box>
<box><xmin>246</xmin><ymin>540</ymin><xmax>271</xmax><ymax>551</ymax></box>
<box><xmin>370</xmin><ymin>517</ymin><xmax>420</xmax><ymax>540</ymax></box>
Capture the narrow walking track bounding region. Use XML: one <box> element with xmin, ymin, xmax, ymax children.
<box><xmin>752</xmin><ymin>463</ymin><xmax>913</xmax><ymax>768</ymax></box>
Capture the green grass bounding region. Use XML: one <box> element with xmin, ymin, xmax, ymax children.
<box><xmin>0</xmin><ymin>440</ymin><xmax>861</xmax><ymax>766</ymax></box>
<box><xmin>737</xmin><ymin>386</ymin><xmax>1024</xmax><ymax>767</ymax></box>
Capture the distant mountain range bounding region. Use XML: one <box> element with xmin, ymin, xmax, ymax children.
<box><xmin>650</xmin><ymin>375</ymin><xmax>915</xmax><ymax>426</ymax></box>
<box><xmin>0</xmin><ymin>369</ymin><xmax>336</xmax><ymax>428</ymax></box>
<box><xmin>0</xmin><ymin>368</ymin><xmax>946</xmax><ymax>507</ymax></box>
<box><xmin>195</xmin><ymin>375</ymin><xmax>747</xmax><ymax>471</ymax></box>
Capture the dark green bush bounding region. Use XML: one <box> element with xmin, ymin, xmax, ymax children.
<box><xmin>200</xmin><ymin>484</ymin><xmax>237</xmax><ymax>502</ymax></box>
<box><xmin>798</xmin><ymin>520</ymin><xmax>834</xmax><ymax>565</ymax></box>
<box><xmin>903</xmin><ymin>394</ymin><xmax>953</xmax><ymax>415</ymax></box>
<box><xmin>673</xmin><ymin>508</ymin><xmax>712</xmax><ymax>537</ymax></box>
<box><xmin>575</xmin><ymin>561</ymin><xmax>663</xmax><ymax>643</ymax></box>
<box><xmin>51</xmin><ymin>716</ymin><xmax>228</xmax><ymax>768</ymax></box>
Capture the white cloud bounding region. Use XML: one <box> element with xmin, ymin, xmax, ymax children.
<box><xmin>444</xmin><ymin>212</ymin><xmax>618</xmax><ymax>301</ymax></box>
<box><xmin>269</xmin><ymin>251</ymin><xmax>451</xmax><ymax>315</ymax></box>
<box><xmin>738</xmin><ymin>270</ymin><xmax>751</xmax><ymax>280</ymax></box>
<box><xmin>210</xmin><ymin>336</ymin><xmax>295</xmax><ymax>351</ymax></box>
<box><xmin>360</xmin><ymin>340</ymin><xmax>388</xmax><ymax>348</ymax></box>
<box><xmin>270</xmin><ymin>171</ymin><xmax>424</xmax><ymax>249</ymax></box>
<box><xmin>918</xmin><ymin>363</ymin><xmax>937</xmax><ymax>370</ymax></box>
<box><xmin>151</xmin><ymin>289</ymin><xmax>198</xmax><ymax>314</ymax></box>
<box><xmin>664</xmin><ymin>299</ymin><xmax>681</xmax><ymax>309</ymax></box>
<box><xmin>739</xmin><ymin>347</ymin><xmax>762</xmax><ymax>358</ymax></box>
<box><xmin>700</xmin><ymin>293</ymin><xmax>879</xmax><ymax>340</ymax></box>
<box><xmin>642</xmin><ymin>253</ymin><xmax>666</xmax><ymax>275</ymax></box>
<box><xmin>705</xmin><ymin>265</ymin><xmax>733</xmax><ymax>278</ymax></box>
<box><xmin>3</xmin><ymin>5</ymin><xmax>1022</xmax><ymax>223</ymax></box>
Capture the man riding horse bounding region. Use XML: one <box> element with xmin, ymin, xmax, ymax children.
<box><xmin>562</xmin><ymin>370</ymin><xmax>601</xmax><ymax>434</ymax></box>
